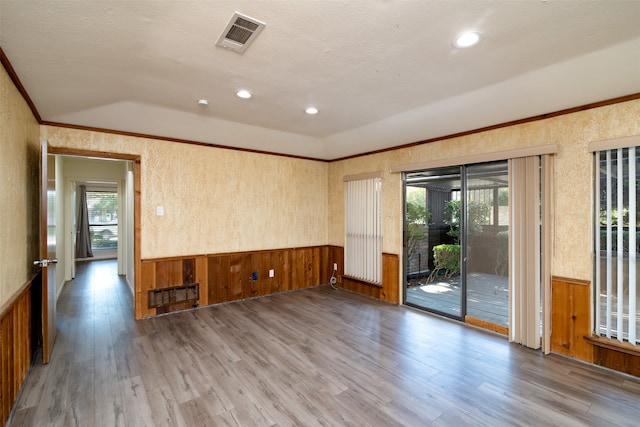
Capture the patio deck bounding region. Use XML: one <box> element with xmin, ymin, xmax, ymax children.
<box><xmin>405</xmin><ymin>272</ymin><xmax>509</xmax><ymax>327</ymax></box>
<box><xmin>408</xmin><ymin>275</ymin><xmax>640</xmax><ymax>338</ymax></box>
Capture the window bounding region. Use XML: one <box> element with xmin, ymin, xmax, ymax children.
<box><xmin>594</xmin><ymin>146</ymin><xmax>639</xmax><ymax>344</ymax></box>
<box><xmin>345</xmin><ymin>173</ymin><xmax>382</xmax><ymax>284</ymax></box>
<box><xmin>47</xmin><ymin>188</ymin><xmax>56</xmax><ymax>248</ymax></box>
<box><xmin>87</xmin><ymin>190</ymin><xmax>118</xmax><ymax>250</ymax></box>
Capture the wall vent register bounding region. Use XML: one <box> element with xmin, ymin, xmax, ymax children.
<box><xmin>148</xmin><ymin>283</ymin><xmax>199</xmax><ymax>308</ymax></box>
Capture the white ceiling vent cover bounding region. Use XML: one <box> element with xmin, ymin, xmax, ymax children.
<box><xmin>216</xmin><ymin>12</ymin><xmax>266</xmax><ymax>54</ymax></box>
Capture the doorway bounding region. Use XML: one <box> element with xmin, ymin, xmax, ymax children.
<box><xmin>37</xmin><ymin>144</ymin><xmax>140</xmax><ymax>365</ymax></box>
<box><xmin>48</xmin><ymin>149</ymin><xmax>139</xmax><ymax>310</ymax></box>
<box><xmin>403</xmin><ymin>161</ymin><xmax>509</xmax><ymax>330</ymax></box>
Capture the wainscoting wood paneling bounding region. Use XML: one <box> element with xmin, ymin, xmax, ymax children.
<box><xmin>0</xmin><ymin>274</ymin><xmax>35</xmax><ymax>426</ymax></box>
<box><xmin>140</xmin><ymin>246</ymin><xmax>398</xmax><ymax>318</ymax></box>
<box><xmin>342</xmin><ymin>276</ymin><xmax>381</xmax><ymax>299</ymax></box>
<box><xmin>585</xmin><ymin>335</ymin><xmax>640</xmax><ymax>377</ymax></box>
<box><xmin>207</xmin><ymin>246</ymin><xmax>329</xmax><ymax>305</ymax></box>
<box><xmin>140</xmin><ymin>256</ymin><xmax>207</xmax><ymax>317</ymax></box>
<box><xmin>140</xmin><ymin>247</ymin><xmax>330</xmax><ymax>317</ymax></box>
<box><xmin>328</xmin><ymin>245</ymin><xmax>344</xmax><ymax>284</ymax></box>
<box><xmin>381</xmin><ymin>253</ymin><xmax>400</xmax><ymax>304</ymax></box>
<box><xmin>594</xmin><ymin>347</ymin><xmax>640</xmax><ymax>377</ymax></box>
<box><xmin>550</xmin><ymin>276</ymin><xmax>593</xmax><ymax>363</ymax></box>
<box><xmin>329</xmin><ymin>246</ymin><xmax>399</xmax><ymax>304</ymax></box>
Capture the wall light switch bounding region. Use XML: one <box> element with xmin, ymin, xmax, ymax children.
<box><xmin>156</xmin><ymin>206</ymin><xmax>164</xmax><ymax>216</ymax></box>
<box><xmin>269</xmin><ymin>269</ymin><xmax>275</xmax><ymax>278</ymax></box>
<box><xmin>334</xmin><ymin>263</ymin><xmax>338</xmax><ymax>271</ymax></box>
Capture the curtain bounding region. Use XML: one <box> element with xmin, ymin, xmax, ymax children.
<box><xmin>76</xmin><ymin>184</ymin><xmax>93</xmax><ymax>258</ymax></box>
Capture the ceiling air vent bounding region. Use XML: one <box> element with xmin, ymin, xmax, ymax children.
<box><xmin>216</xmin><ymin>12</ymin><xmax>266</xmax><ymax>54</ymax></box>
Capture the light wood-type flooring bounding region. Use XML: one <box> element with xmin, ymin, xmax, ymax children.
<box><xmin>9</xmin><ymin>260</ymin><xmax>640</xmax><ymax>426</ymax></box>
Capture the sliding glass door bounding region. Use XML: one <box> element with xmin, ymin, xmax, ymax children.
<box><xmin>403</xmin><ymin>161</ymin><xmax>509</xmax><ymax>328</ymax></box>
<box><xmin>465</xmin><ymin>163</ymin><xmax>509</xmax><ymax>327</ymax></box>
<box><xmin>404</xmin><ymin>167</ymin><xmax>463</xmax><ymax>319</ymax></box>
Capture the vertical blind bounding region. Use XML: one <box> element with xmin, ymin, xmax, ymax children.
<box><xmin>508</xmin><ymin>154</ymin><xmax>553</xmax><ymax>351</ymax></box>
<box><xmin>593</xmin><ymin>146</ymin><xmax>639</xmax><ymax>344</ymax></box>
<box><xmin>509</xmin><ymin>156</ymin><xmax>542</xmax><ymax>349</ymax></box>
<box><xmin>344</xmin><ymin>174</ymin><xmax>383</xmax><ymax>284</ymax></box>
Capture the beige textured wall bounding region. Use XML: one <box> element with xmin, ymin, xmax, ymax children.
<box><xmin>0</xmin><ymin>62</ymin><xmax>41</xmax><ymax>306</ymax></box>
<box><xmin>329</xmin><ymin>99</ymin><xmax>640</xmax><ymax>281</ymax></box>
<box><xmin>40</xmin><ymin>126</ymin><xmax>329</xmax><ymax>259</ymax></box>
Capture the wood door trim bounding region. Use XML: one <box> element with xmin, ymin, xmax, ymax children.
<box><xmin>47</xmin><ymin>145</ymin><xmax>139</xmax><ymax>161</ymax></box>
<box><xmin>40</xmin><ymin>140</ymin><xmax>53</xmax><ymax>364</ymax></box>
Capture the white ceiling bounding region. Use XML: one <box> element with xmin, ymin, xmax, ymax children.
<box><xmin>1</xmin><ymin>1</ymin><xmax>639</xmax><ymax>160</ymax></box>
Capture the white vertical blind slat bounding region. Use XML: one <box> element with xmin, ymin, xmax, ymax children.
<box><xmin>606</xmin><ymin>150</ymin><xmax>613</xmax><ymax>339</ymax></box>
<box><xmin>594</xmin><ymin>154</ymin><xmax>601</xmax><ymax>336</ymax></box>
<box><xmin>617</xmin><ymin>149</ymin><xmax>624</xmax><ymax>342</ymax></box>
<box><xmin>629</xmin><ymin>147</ymin><xmax>637</xmax><ymax>344</ymax></box>
<box><xmin>375</xmin><ymin>178</ymin><xmax>380</xmax><ymax>282</ymax></box>
<box><xmin>531</xmin><ymin>157</ymin><xmax>542</xmax><ymax>347</ymax></box>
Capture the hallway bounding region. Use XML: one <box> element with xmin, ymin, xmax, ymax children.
<box><xmin>8</xmin><ymin>260</ymin><xmax>640</xmax><ymax>426</ymax></box>
<box><xmin>10</xmin><ymin>259</ymin><xmax>135</xmax><ymax>425</ymax></box>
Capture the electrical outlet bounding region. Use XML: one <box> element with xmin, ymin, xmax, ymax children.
<box><xmin>333</xmin><ymin>263</ymin><xmax>338</xmax><ymax>271</ymax></box>
<box><xmin>269</xmin><ymin>269</ymin><xmax>274</xmax><ymax>278</ymax></box>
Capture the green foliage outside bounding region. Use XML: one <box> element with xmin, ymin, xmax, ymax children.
<box><xmin>87</xmin><ymin>191</ymin><xmax>118</xmax><ymax>250</ymax></box>
<box><xmin>406</xmin><ymin>200</ymin><xmax>430</xmax><ymax>234</ymax></box>
<box><xmin>599</xmin><ymin>207</ymin><xmax>640</xmax><ymax>228</ymax></box>
<box><xmin>498</xmin><ymin>188</ymin><xmax>509</xmax><ymax>206</ymax></box>
<box><xmin>405</xmin><ymin>187</ymin><xmax>431</xmax><ymax>264</ymax></box>
<box><xmin>92</xmin><ymin>193</ymin><xmax>117</xmax><ymax>213</ymax></box>
<box><xmin>599</xmin><ymin>229</ymin><xmax>640</xmax><ymax>254</ymax></box>
<box><xmin>427</xmin><ymin>244</ymin><xmax>461</xmax><ymax>282</ymax></box>
<box><xmin>444</xmin><ymin>199</ymin><xmax>491</xmax><ymax>243</ymax></box>
<box><xmin>444</xmin><ymin>200</ymin><xmax>461</xmax><ymax>242</ymax></box>
<box><xmin>428</xmin><ymin>197</ymin><xmax>491</xmax><ymax>281</ymax></box>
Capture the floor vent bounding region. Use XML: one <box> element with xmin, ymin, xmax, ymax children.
<box><xmin>148</xmin><ymin>283</ymin><xmax>199</xmax><ymax>308</ymax></box>
<box><xmin>216</xmin><ymin>12</ymin><xmax>266</xmax><ymax>53</ymax></box>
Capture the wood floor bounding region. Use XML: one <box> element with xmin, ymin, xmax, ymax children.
<box><xmin>9</xmin><ymin>260</ymin><xmax>640</xmax><ymax>426</ymax></box>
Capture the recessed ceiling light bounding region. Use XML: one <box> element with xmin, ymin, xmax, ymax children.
<box><xmin>454</xmin><ymin>31</ymin><xmax>482</xmax><ymax>48</ymax></box>
<box><xmin>236</xmin><ymin>89</ymin><xmax>252</xmax><ymax>99</ymax></box>
<box><xmin>305</xmin><ymin>107</ymin><xmax>318</xmax><ymax>115</ymax></box>
<box><xmin>197</xmin><ymin>99</ymin><xmax>208</xmax><ymax>106</ymax></box>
